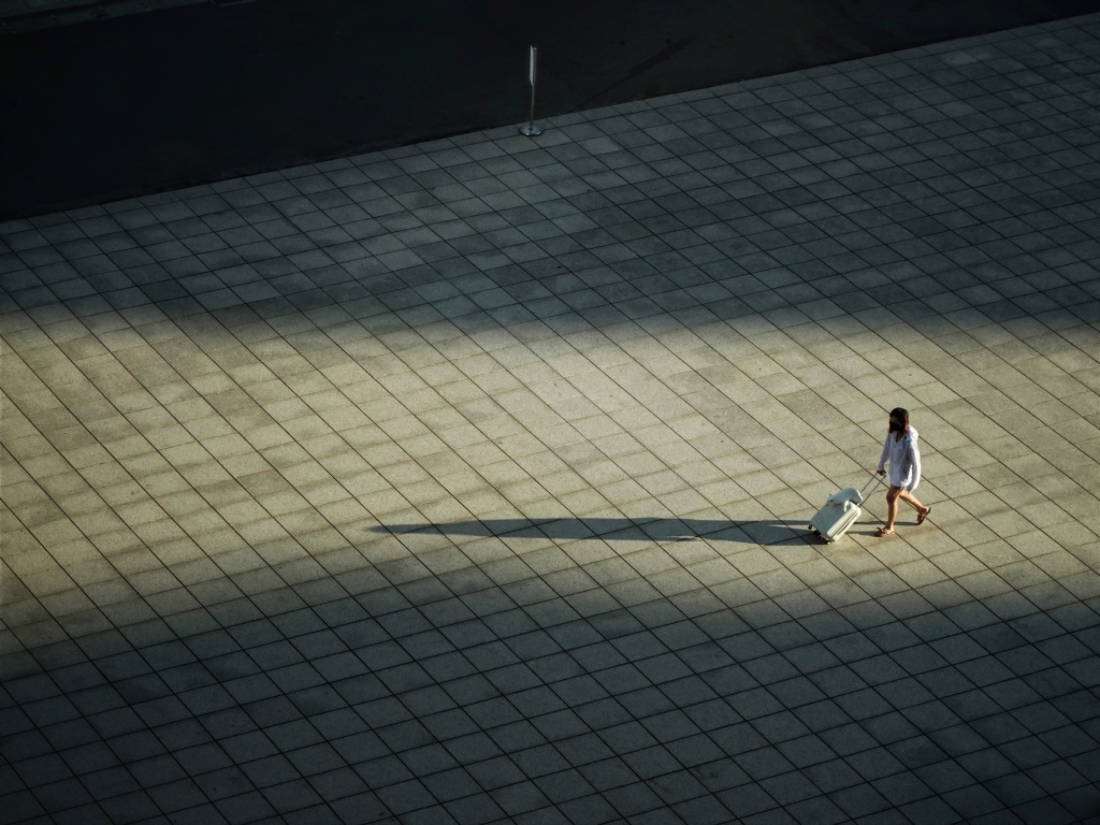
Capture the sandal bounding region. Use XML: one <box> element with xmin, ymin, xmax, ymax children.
<box><xmin>917</xmin><ymin>506</ymin><xmax>932</xmax><ymax>526</ymax></box>
<box><xmin>875</xmin><ymin>527</ymin><xmax>895</xmax><ymax>538</ymax></box>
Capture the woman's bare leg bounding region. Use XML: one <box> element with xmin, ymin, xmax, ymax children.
<box><xmin>881</xmin><ymin>486</ymin><xmax>902</xmax><ymax>534</ymax></box>
<box><xmin>898</xmin><ymin>490</ymin><xmax>930</xmax><ymax>519</ymax></box>
<box><xmin>880</xmin><ymin>488</ymin><xmax>931</xmax><ymax>535</ymax></box>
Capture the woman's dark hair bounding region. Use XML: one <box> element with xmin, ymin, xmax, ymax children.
<box><xmin>889</xmin><ymin>407</ymin><xmax>909</xmax><ymax>432</ymax></box>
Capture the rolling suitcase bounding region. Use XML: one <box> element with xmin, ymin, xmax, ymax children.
<box><xmin>809</xmin><ymin>474</ymin><xmax>884</xmax><ymax>543</ymax></box>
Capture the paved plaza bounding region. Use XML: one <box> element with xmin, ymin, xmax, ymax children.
<box><xmin>3</xmin><ymin>11</ymin><xmax>1100</xmax><ymax>825</ymax></box>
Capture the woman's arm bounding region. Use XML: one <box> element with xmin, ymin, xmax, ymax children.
<box><xmin>877</xmin><ymin>436</ymin><xmax>889</xmax><ymax>474</ymax></box>
<box><xmin>907</xmin><ymin>439</ymin><xmax>921</xmax><ymax>492</ymax></box>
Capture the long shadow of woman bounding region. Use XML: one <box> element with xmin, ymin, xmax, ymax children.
<box><xmin>373</xmin><ymin>517</ymin><xmax>815</xmax><ymax>547</ymax></box>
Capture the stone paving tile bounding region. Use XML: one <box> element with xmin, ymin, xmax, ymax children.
<box><xmin>2</xmin><ymin>11</ymin><xmax>1100</xmax><ymax>825</ymax></box>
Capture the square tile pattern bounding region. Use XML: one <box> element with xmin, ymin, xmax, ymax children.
<box><xmin>3</xmin><ymin>12</ymin><xmax>1100</xmax><ymax>825</ymax></box>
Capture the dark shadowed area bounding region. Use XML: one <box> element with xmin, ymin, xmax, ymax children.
<box><xmin>5</xmin><ymin>546</ymin><xmax>1100</xmax><ymax>825</ymax></box>
<box><xmin>3</xmin><ymin>0</ymin><xmax>1100</xmax><ymax>218</ymax></box>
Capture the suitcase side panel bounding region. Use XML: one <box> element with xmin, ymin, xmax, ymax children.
<box><xmin>811</xmin><ymin>501</ymin><xmax>862</xmax><ymax>542</ymax></box>
<box><xmin>810</xmin><ymin>503</ymin><xmax>843</xmax><ymax>538</ymax></box>
<box><xmin>825</xmin><ymin>503</ymin><xmax>861</xmax><ymax>541</ymax></box>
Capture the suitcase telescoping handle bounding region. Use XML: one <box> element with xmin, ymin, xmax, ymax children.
<box><xmin>859</xmin><ymin>472</ymin><xmax>886</xmax><ymax>501</ymax></box>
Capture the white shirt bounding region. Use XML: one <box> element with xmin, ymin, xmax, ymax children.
<box><xmin>878</xmin><ymin>426</ymin><xmax>921</xmax><ymax>492</ymax></box>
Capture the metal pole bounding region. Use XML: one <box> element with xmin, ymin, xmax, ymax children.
<box><xmin>520</xmin><ymin>46</ymin><xmax>543</xmax><ymax>136</ymax></box>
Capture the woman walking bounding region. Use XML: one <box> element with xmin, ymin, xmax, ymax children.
<box><xmin>875</xmin><ymin>407</ymin><xmax>932</xmax><ymax>537</ymax></box>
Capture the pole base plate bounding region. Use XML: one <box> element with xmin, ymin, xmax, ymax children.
<box><xmin>519</xmin><ymin>123</ymin><xmax>543</xmax><ymax>136</ymax></box>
